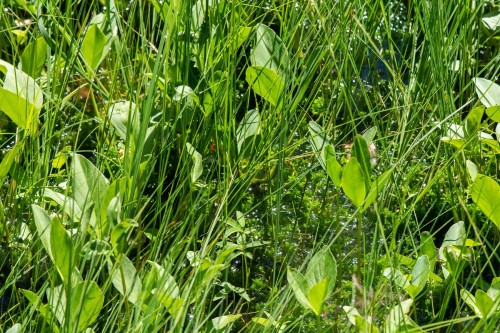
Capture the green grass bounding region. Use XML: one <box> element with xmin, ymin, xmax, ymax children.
<box><xmin>0</xmin><ymin>0</ymin><xmax>500</xmax><ymax>332</ymax></box>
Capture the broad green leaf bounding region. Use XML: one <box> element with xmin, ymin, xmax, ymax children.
<box><xmin>465</xmin><ymin>106</ymin><xmax>484</xmax><ymax>137</ymax></box>
<box><xmin>323</xmin><ymin>144</ymin><xmax>342</xmax><ymax>187</ymax></box>
<box><xmin>461</xmin><ymin>289</ymin><xmax>482</xmax><ymax>317</ymax></box>
<box><xmin>70</xmin><ymin>281</ymin><xmax>104</xmax><ymax>332</ymax></box>
<box><xmin>383</xmin><ymin>268</ymin><xmax>410</xmax><ymax>290</ymax></box>
<box><xmin>108</xmin><ymin>101</ymin><xmax>140</xmax><ymax>141</ymax></box>
<box><xmin>473</xmin><ymin>77</ymin><xmax>500</xmax><ymax>107</ymax></box>
<box><xmin>308</xmin><ymin>278</ymin><xmax>328</xmax><ymax>316</ymax></box>
<box><xmin>173</xmin><ymin>85</ymin><xmax>199</xmax><ymax>108</ymax></box>
<box><xmin>72</xmin><ymin>154</ymin><xmax>109</xmax><ymax>231</ymax></box>
<box><xmin>50</xmin><ymin>217</ymin><xmax>74</xmax><ymax>284</ymax></box>
<box><xmin>466</xmin><ymin>160</ymin><xmax>478</xmax><ymax>181</ymax></box>
<box><xmin>6</xmin><ymin>323</ymin><xmax>22</xmax><ymax>333</ymax></box>
<box><xmin>46</xmin><ymin>285</ymin><xmax>66</xmax><ymax>325</ymax></box>
<box><xmin>362</xmin><ymin>127</ymin><xmax>377</xmax><ymax>145</ymax></box>
<box><xmin>235</xmin><ymin>26</ymin><xmax>253</xmax><ymax>50</ymax></box>
<box><xmin>0</xmin><ymin>59</ymin><xmax>43</xmax><ymax>130</ymax></box>
<box><xmin>344</xmin><ymin>306</ymin><xmax>379</xmax><ymax>333</ymax></box>
<box><xmin>246</xmin><ymin>66</ymin><xmax>284</xmax><ymax>106</ymax></box>
<box><xmin>406</xmin><ymin>255</ymin><xmax>430</xmax><ymax>299</ymax></box>
<box><xmin>186</xmin><ymin>142</ymin><xmax>203</xmax><ymax>183</ymax></box>
<box><xmin>43</xmin><ymin>188</ymin><xmax>94</xmax><ymax>231</ymax></box>
<box><xmin>487</xmin><ymin>279</ymin><xmax>500</xmax><ymax>304</ymax></box>
<box><xmin>82</xmin><ymin>24</ymin><xmax>106</xmax><ymax>71</ymax></box>
<box><xmin>32</xmin><ymin>204</ymin><xmax>53</xmax><ymax>260</ymax></box>
<box><xmin>250</xmin><ymin>23</ymin><xmax>289</xmax><ymax>75</ymax></box>
<box><xmin>486</xmin><ymin>106</ymin><xmax>500</xmax><ymax>123</ymax></box>
<box><xmin>21</xmin><ymin>289</ymin><xmax>59</xmax><ymax>332</ymax></box>
<box><xmin>109</xmin><ymin>255</ymin><xmax>142</xmax><ymax>305</ymax></box>
<box><xmin>308</xmin><ymin>121</ymin><xmax>330</xmax><ymax>169</ymax></box>
<box><xmin>236</xmin><ymin>109</ymin><xmax>261</xmax><ymax>153</ymax></box>
<box><xmin>384</xmin><ymin>299</ymin><xmax>413</xmax><ymax>333</ymax></box>
<box><xmin>351</xmin><ymin>135</ymin><xmax>372</xmax><ymax>188</ymax></box>
<box><xmin>363</xmin><ymin>168</ymin><xmax>392</xmax><ymax>211</ymax></box>
<box><xmin>475</xmin><ymin>289</ymin><xmax>494</xmax><ymax>318</ymax></box>
<box><xmin>212</xmin><ymin>314</ymin><xmax>242</xmax><ymax>330</ymax></box>
<box><xmin>191</xmin><ymin>0</ymin><xmax>214</xmax><ymax>36</ymax></box>
<box><xmin>287</xmin><ymin>267</ymin><xmax>312</xmax><ymax>312</ymax></box>
<box><xmin>20</xmin><ymin>37</ymin><xmax>47</xmax><ymax>78</ymax></box>
<box><xmin>470</xmin><ymin>174</ymin><xmax>500</xmax><ymax>229</ymax></box>
<box><xmin>420</xmin><ymin>232</ymin><xmax>437</xmax><ymax>271</ymax></box>
<box><xmin>438</xmin><ymin>221</ymin><xmax>466</xmax><ymax>262</ymax></box>
<box><xmin>304</xmin><ymin>246</ymin><xmax>337</xmax><ymax>298</ymax></box>
<box><xmin>341</xmin><ymin>157</ymin><xmax>366</xmax><ymax>207</ymax></box>
<box><xmin>482</xmin><ymin>10</ymin><xmax>500</xmax><ymax>32</ymax></box>
<box><xmin>88</xmin><ymin>6</ymin><xmax>119</xmax><ymax>66</ymax></box>
<box><xmin>0</xmin><ymin>142</ymin><xmax>21</xmax><ymax>181</ymax></box>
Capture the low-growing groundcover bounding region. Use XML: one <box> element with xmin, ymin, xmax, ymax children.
<box><xmin>1</xmin><ymin>0</ymin><xmax>500</xmax><ymax>332</ymax></box>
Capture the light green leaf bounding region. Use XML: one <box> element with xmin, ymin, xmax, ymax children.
<box><xmin>323</xmin><ymin>144</ymin><xmax>342</xmax><ymax>187</ymax></box>
<box><xmin>32</xmin><ymin>204</ymin><xmax>53</xmax><ymax>260</ymax></box>
<box><xmin>344</xmin><ymin>306</ymin><xmax>380</xmax><ymax>333</ymax></box>
<box><xmin>406</xmin><ymin>255</ymin><xmax>430</xmax><ymax>299</ymax></box>
<box><xmin>186</xmin><ymin>142</ymin><xmax>203</xmax><ymax>183</ymax></box>
<box><xmin>461</xmin><ymin>289</ymin><xmax>482</xmax><ymax>317</ymax></box>
<box><xmin>20</xmin><ymin>37</ymin><xmax>47</xmax><ymax>78</ymax></box>
<box><xmin>470</xmin><ymin>174</ymin><xmax>500</xmax><ymax>230</ymax></box>
<box><xmin>0</xmin><ymin>59</ymin><xmax>43</xmax><ymax>130</ymax></box>
<box><xmin>308</xmin><ymin>121</ymin><xmax>330</xmax><ymax>169</ymax></box>
<box><xmin>250</xmin><ymin>23</ymin><xmax>289</xmax><ymax>75</ymax></box>
<box><xmin>287</xmin><ymin>267</ymin><xmax>312</xmax><ymax>312</ymax></box>
<box><xmin>351</xmin><ymin>135</ymin><xmax>372</xmax><ymax>188</ymax></box>
<box><xmin>362</xmin><ymin>127</ymin><xmax>377</xmax><ymax>145</ymax></box>
<box><xmin>482</xmin><ymin>10</ymin><xmax>500</xmax><ymax>32</ymax></box>
<box><xmin>466</xmin><ymin>160</ymin><xmax>478</xmax><ymax>181</ymax></box>
<box><xmin>384</xmin><ymin>299</ymin><xmax>413</xmax><ymax>333</ymax></box>
<box><xmin>0</xmin><ymin>142</ymin><xmax>21</xmax><ymax>182</ymax></box>
<box><xmin>341</xmin><ymin>157</ymin><xmax>366</xmax><ymax>207</ymax></box>
<box><xmin>109</xmin><ymin>255</ymin><xmax>142</xmax><ymax>305</ymax></box>
<box><xmin>474</xmin><ymin>77</ymin><xmax>500</xmax><ymax>107</ymax></box>
<box><xmin>486</xmin><ymin>106</ymin><xmax>500</xmax><ymax>123</ymax></box>
<box><xmin>236</xmin><ymin>109</ymin><xmax>261</xmax><ymax>153</ymax></box>
<box><xmin>476</xmin><ymin>289</ymin><xmax>494</xmax><ymax>318</ymax></box>
<box><xmin>363</xmin><ymin>168</ymin><xmax>392</xmax><ymax>211</ymax></box>
<box><xmin>304</xmin><ymin>246</ymin><xmax>337</xmax><ymax>298</ymax></box>
<box><xmin>465</xmin><ymin>106</ymin><xmax>484</xmax><ymax>138</ymax></box>
<box><xmin>82</xmin><ymin>24</ymin><xmax>107</xmax><ymax>71</ymax></box>
<box><xmin>70</xmin><ymin>281</ymin><xmax>104</xmax><ymax>332</ymax></box>
<box><xmin>246</xmin><ymin>66</ymin><xmax>284</xmax><ymax>106</ymax></box>
<box><xmin>72</xmin><ymin>154</ymin><xmax>109</xmax><ymax>232</ymax></box>
<box><xmin>438</xmin><ymin>221</ymin><xmax>466</xmax><ymax>262</ymax></box>
<box><xmin>6</xmin><ymin>323</ymin><xmax>22</xmax><ymax>333</ymax></box>
<box><xmin>50</xmin><ymin>217</ymin><xmax>74</xmax><ymax>284</ymax></box>
<box><xmin>420</xmin><ymin>232</ymin><xmax>437</xmax><ymax>271</ymax></box>
<box><xmin>308</xmin><ymin>278</ymin><xmax>328</xmax><ymax>316</ymax></box>
<box><xmin>212</xmin><ymin>314</ymin><xmax>242</xmax><ymax>330</ymax></box>
<box><xmin>108</xmin><ymin>101</ymin><xmax>140</xmax><ymax>141</ymax></box>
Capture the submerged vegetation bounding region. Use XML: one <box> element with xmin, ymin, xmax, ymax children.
<box><xmin>1</xmin><ymin>0</ymin><xmax>500</xmax><ymax>332</ymax></box>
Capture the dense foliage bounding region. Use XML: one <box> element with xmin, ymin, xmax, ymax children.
<box><xmin>1</xmin><ymin>0</ymin><xmax>500</xmax><ymax>332</ymax></box>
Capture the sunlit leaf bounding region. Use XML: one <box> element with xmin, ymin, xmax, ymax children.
<box><xmin>109</xmin><ymin>255</ymin><xmax>142</xmax><ymax>305</ymax></box>
<box><xmin>287</xmin><ymin>267</ymin><xmax>312</xmax><ymax>312</ymax></box>
<box><xmin>246</xmin><ymin>66</ymin><xmax>284</xmax><ymax>106</ymax></box>
<box><xmin>212</xmin><ymin>314</ymin><xmax>242</xmax><ymax>330</ymax></box>
<box><xmin>82</xmin><ymin>24</ymin><xmax>106</xmax><ymax>71</ymax></box>
<box><xmin>50</xmin><ymin>217</ymin><xmax>74</xmax><ymax>284</ymax></box>
<box><xmin>308</xmin><ymin>278</ymin><xmax>328</xmax><ymax>316</ymax></box>
<box><xmin>0</xmin><ymin>59</ymin><xmax>43</xmax><ymax>130</ymax></box>
<box><xmin>470</xmin><ymin>174</ymin><xmax>500</xmax><ymax>230</ymax></box>
<box><xmin>475</xmin><ymin>289</ymin><xmax>494</xmax><ymax>318</ymax></box>
<box><xmin>250</xmin><ymin>23</ymin><xmax>289</xmax><ymax>75</ymax></box>
<box><xmin>341</xmin><ymin>157</ymin><xmax>366</xmax><ymax>207</ymax></box>
<box><xmin>20</xmin><ymin>37</ymin><xmax>47</xmax><ymax>78</ymax></box>
<box><xmin>473</xmin><ymin>77</ymin><xmax>500</xmax><ymax>107</ymax></box>
<box><xmin>186</xmin><ymin>142</ymin><xmax>203</xmax><ymax>183</ymax></box>
<box><xmin>406</xmin><ymin>255</ymin><xmax>430</xmax><ymax>299</ymax></box>
<box><xmin>236</xmin><ymin>109</ymin><xmax>261</xmax><ymax>153</ymax></box>
<box><xmin>323</xmin><ymin>144</ymin><xmax>342</xmax><ymax>187</ymax></box>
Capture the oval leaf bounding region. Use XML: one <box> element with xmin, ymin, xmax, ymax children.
<box><xmin>246</xmin><ymin>66</ymin><xmax>284</xmax><ymax>106</ymax></box>
<box><xmin>341</xmin><ymin>157</ymin><xmax>366</xmax><ymax>207</ymax></box>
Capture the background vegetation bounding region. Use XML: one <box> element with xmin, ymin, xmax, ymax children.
<box><xmin>0</xmin><ymin>0</ymin><xmax>499</xmax><ymax>332</ymax></box>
